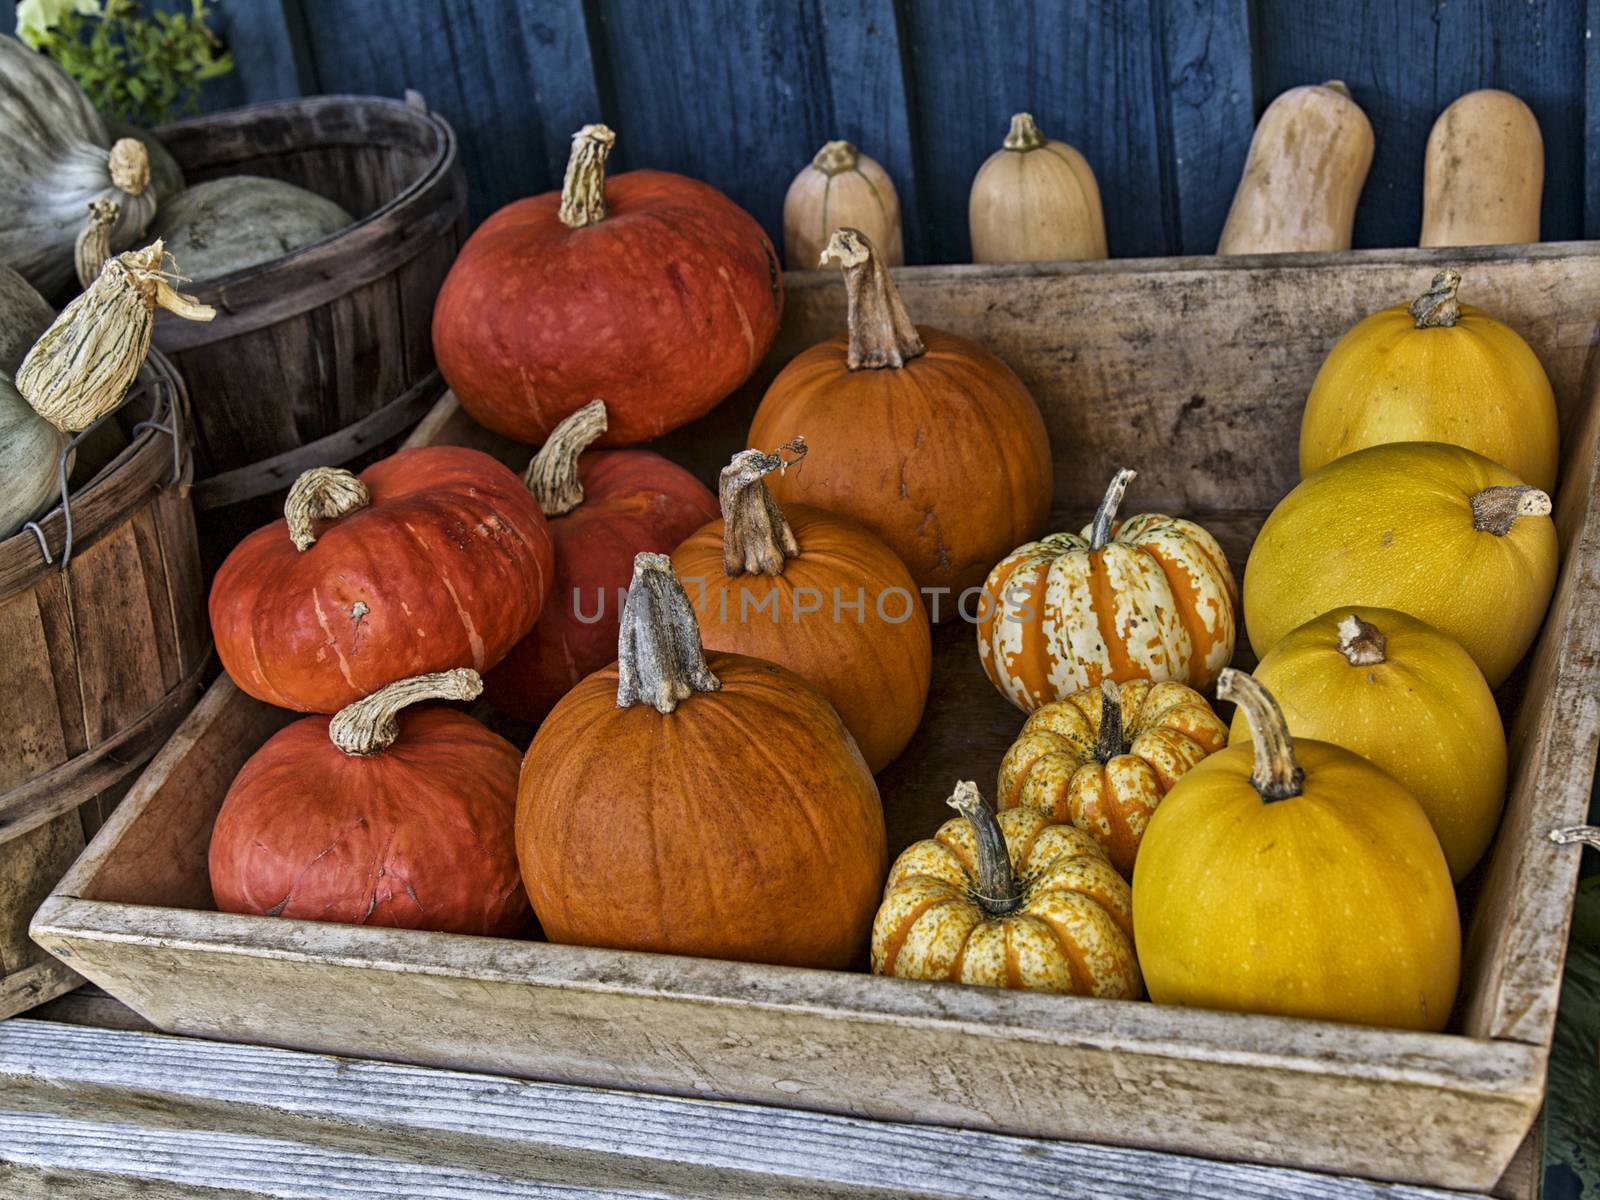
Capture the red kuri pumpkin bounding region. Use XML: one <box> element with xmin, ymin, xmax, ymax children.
<box><xmin>749</xmin><ymin>228</ymin><xmax>1051</xmax><ymax>603</ymax></box>
<box><xmin>517</xmin><ymin>553</ymin><xmax>887</xmax><ymax>969</ymax></box>
<box><xmin>432</xmin><ymin>124</ymin><xmax>783</xmax><ymax>446</ymax></box>
<box><xmin>209</xmin><ymin>669</ymin><xmax>529</xmax><ymax>936</ymax></box>
<box><xmin>484</xmin><ymin>400</ymin><xmax>719</xmax><ymax>724</ymax></box>
<box><xmin>211</xmin><ymin>447</ymin><xmax>555</xmax><ymax>714</ymax></box>
<box><xmin>670</xmin><ymin>439</ymin><xmax>930</xmax><ymax>772</ymax></box>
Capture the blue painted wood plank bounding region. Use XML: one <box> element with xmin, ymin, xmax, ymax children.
<box><xmin>817</xmin><ymin>0</ymin><xmax>923</xmax><ymax>262</ymax></box>
<box><xmin>899</xmin><ymin>0</ymin><xmax>1173</xmax><ymax>261</ymax></box>
<box><xmin>294</xmin><ymin>0</ymin><xmax>601</xmax><ymax>224</ymax></box>
<box><xmin>589</xmin><ymin>0</ymin><xmax>833</xmax><ymax>259</ymax></box>
<box><xmin>1255</xmin><ymin>0</ymin><xmax>1584</xmax><ymax>248</ymax></box>
<box><xmin>1587</xmin><ymin>0</ymin><xmax>1600</xmax><ymax>237</ymax></box>
<box><xmin>1158</xmin><ymin>0</ymin><xmax>1254</xmax><ymax>254</ymax></box>
<box><xmin>151</xmin><ymin>0</ymin><xmax>307</xmax><ymax>111</ymax></box>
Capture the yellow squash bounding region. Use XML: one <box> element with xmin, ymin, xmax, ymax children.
<box><xmin>1232</xmin><ymin>607</ymin><xmax>1505</xmax><ymax>880</ymax></box>
<box><xmin>1244</xmin><ymin>441</ymin><xmax>1557</xmax><ymax>687</ymax></box>
<box><xmin>1133</xmin><ymin>670</ymin><xmax>1460</xmax><ymax>1031</ymax></box>
<box><xmin>1299</xmin><ymin>268</ymin><xmax>1558</xmax><ymax>491</ymax></box>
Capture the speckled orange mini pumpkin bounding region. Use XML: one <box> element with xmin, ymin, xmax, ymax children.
<box><xmin>997</xmin><ymin>679</ymin><xmax>1227</xmax><ymax>877</ymax></box>
<box><xmin>977</xmin><ymin>468</ymin><xmax>1238</xmax><ymax>712</ymax></box>
<box><xmin>871</xmin><ymin>782</ymin><xmax>1141</xmax><ymax>997</ymax></box>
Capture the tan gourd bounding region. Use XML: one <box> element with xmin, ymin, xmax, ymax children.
<box><xmin>968</xmin><ymin>113</ymin><xmax>1106</xmax><ymax>263</ymax></box>
<box><xmin>1420</xmin><ymin>90</ymin><xmax>1542</xmax><ymax>247</ymax></box>
<box><xmin>1218</xmin><ymin>82</ymin><xmax>1374</xmax><ymax>255</ymax></box>
<box><xmin>783</xmin><ymin>141</ymin><xmax>903</xmax><ymax>269</ymax></box>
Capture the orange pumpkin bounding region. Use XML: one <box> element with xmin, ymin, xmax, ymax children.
<box><xmin>977</xmin><ymin>468</ymin><xmax>1238</xmax><ymax>712</ymax></box>
<box><xmin>516</xmin><ymin>554</ymin><xmax>887</xmax><ymax>969</ymax></box>
<box><xmin>997</xmin><ymin>678</ymin><xmax>1228</xmax><ymax>876</ymax></box>
<box><xmin>749</xmin><ymin>228</ymin><xmax>1051</xmax><ymax>605</ymax></box>
<box><xmin>671</xmin><ymin>440</ymin><xmax>930</xmax><ymax>772</ymax></box>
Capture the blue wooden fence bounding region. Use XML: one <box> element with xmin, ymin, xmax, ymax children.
<box><xmin>194</xmin><ymin>0</ymin><xmax>1598</xmax><ymax>263</ymax></box>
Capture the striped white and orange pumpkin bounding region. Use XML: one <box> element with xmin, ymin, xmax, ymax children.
<box><xmin>996</xmin><ymin>678</ymin><xmax>1228</xmax><ymax>876</ymax></box>
<box><xmin>976</xmin><ymin>468</ymin><xmax>1238</xmax><ymax>712</ymax></box>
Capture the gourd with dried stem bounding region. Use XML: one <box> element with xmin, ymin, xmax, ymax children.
<box><xmin>1134</xmin><ymin>669</ymin><xmax>1460</xmax><ymax>1031</ymax></box>
<box><xmin>517</xmin><ymin>553</ymin><xmax>887</xmax><ymax>968</ymax></box>
<box><xmin>783</xmin><ymin>140</ymin><xmax>904</xmax><ymax>269</ymax></box>
<box><xmin>969</xmin><ymin>113</ymin><xmax>1106</xmax><ymax>263</ymax></box>
<box><xmin>209</xmin><ymin>668</ymin><xmax>531</xmax><ymax>935</ymax></box>
<box><xmin>750</xmin><ymin>227</ymin><xmax>1051</xmax><ymax>601</ymax></box>
<box><xmin>671</xmin><ymin>439</ymin><xmax>931</xmax><ymax>772</ymax></box>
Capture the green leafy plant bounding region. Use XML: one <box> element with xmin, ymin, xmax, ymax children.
<box><xmin>17</xmin><ymin>0</ymin><xmax>234</xmax><ymax>127</ymax></box>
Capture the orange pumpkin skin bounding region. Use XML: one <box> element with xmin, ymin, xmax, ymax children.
<box><xmin>211</xmin><ymin>447</ymin><xmax>554</xmax><ymax>714</ymax></box>
<box><xmin>485</xmin><ymin>450</ymin><xmax>717</xmax><ymax>724</ymax></box>
<box><xmin>209</xmin><ymin>707</ymin><xmax>528</xmax><ymax>936</ymax></box>
<box><xmin>433</xmin><ymin>167</ymin><xmax>782</xmax><ymax>447</ymax></box>
<box><xmin>517</xmin><ymin>651</ymin><xmax>888</xmax><ymax>969</ymax></box>
<box><xmin>671</xmin><ymin>502</ymin><xmax>931</xmax><ymax>773</ymax></box>
<box><xmin>751</xmin><ymin>328</ymin><xmax>1051</xmax><ymax>600</ymax></box>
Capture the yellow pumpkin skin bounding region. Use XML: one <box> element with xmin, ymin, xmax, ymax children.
<box><xmin>1244</xmin><ymin>441</ymin><xmax>1557</xmax><ymax>687</ymax></box>
<box><xmin>997</xmin><ymin>679</ymin><xmax>1227</xmax><ymax>877</ymax></box>
<box><xmin>1299</xmin><ymin>269</ymin><xmax>1558</xmax><ymax>491</ymax></box>
<box><xmin>1134</xmin><ymin>671</ymin><xmax>1460</xmax><ymax>1032</ymax></box>
<box><xmin>1230</xmin><ymin>607</ymin><xmax>1505</xmax><ymax>881</ymax></box>
<box><xmin>872</xmin><ymin>786</ymin><xmax>1140</xmax><ymax>997</ymax></box>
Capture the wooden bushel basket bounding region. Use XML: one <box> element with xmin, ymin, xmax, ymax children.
<box><xmin>1</xmin><ymin>348</ymin><xmax>207</xmax><ymax>1018</ymax></box>
<box><xmin>150</xmin><ymin>94</ymin><xmax>466</xmax><ymax>574</ymax></box>
<box><xmin>33</xmin><ymin>244</ymin><xmax>1600</xmax><ymax>1191</ymax></box>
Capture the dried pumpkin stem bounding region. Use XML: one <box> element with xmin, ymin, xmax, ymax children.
<box><xmin>328</xmin><ymin>669</ymin><xmax>482</xmax><ymax>756</ymax></box>
<box><xmin>719</xmin><ymin>438</ymin><xmax>808</xmax><ymax>576</ymax></box>
<box><xmin>107</xmin><ymin>137</ymin><xmax>151</xmax><ymax>195</ymax></box>
<box><xmin>16</xmin><ymin>241</ymin><xmax>215</xmax><ymax>433</ymax></box>
<box><xmin>525</xmin><ymin>399</ymin><xmax>608</xmax><ymax>516</ymax></box>
<box><xmin>1336</xmin><ymin>614</ymin><xmax>1387</xmax><ymax>666</ymax></box>
<box><xmin>558</xmin><ymin>124</ymin><xmax>616</xmax><ymax>230</ymax></box>
<box><xmin>1002</xmin><ymin>112</ymin><xmax>1047</xmax><ymax>152</ymax></box>
<box><xmin>821</xmin><ymin>227</ymin><xmax>925</xmax><ymax>370</ymax></box>
<box><xmin>1094</xmin><ymin>679</ymin><xmax>1129</xmax><ymax>763</ymax></box>
<box><xmin>811</xmin><ymin>140</ymin><xmax>859</xmax><ymax>175</ymax></box>
<box><xmin>285</xmin><ymin>467</ymin><xmax>370</xmax><ymax>551</ymax></box>
<box><xmin>1410</xmin><ymin>268</ymin><xmax>1462</xmax><ymax>329</ymax></box>
<box><xmin>1551</xmin><ymin>826</ymin><xmax>1600</xmax><ymax>850</ymax></box>
<box><xmin>1088</xmin><ymin>468</ymin><xmax>1137</xmax><ymax>551</ymax></box>
<box><xmin>1321</xmin><ymin>80</ymin><xmax>1353</xmax><ymax>100</ymax></box>
<box><xmin>1470</xmin><ymin>484</ymin><xmax>1551</xmax><ymax>536</ymax></box>
<box><xmin>617</xmin><ymin>552</ymin><xmax>722</xmax><ymax>714</ymax></box>
<box><xmin>74</xmin><ymin>198</ymin><xmax>120</xmax><ymax>290</ymax></box>
<box><xmin>947</xmin><ymin>781</ymin><xmax>1020</xmax><ymax>917</ymax></box>
<box><xmin>1218</xmin><ymin>668</ymin><xmax>1303</xmax><ymax>803</ymax></box>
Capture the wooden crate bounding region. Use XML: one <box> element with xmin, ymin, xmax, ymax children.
<box><xmin>31</xmin><ymin>244</ymin><xmax>1600</xmax><ymax>1191</ymax></box>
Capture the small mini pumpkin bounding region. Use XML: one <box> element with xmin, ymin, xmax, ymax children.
<box><xmin>997</xmin><ymin>678</ymin><xmax>1227</xmax><ymax>876</ymax></box>
<box><xmin>871</xmin><ymin>781</ymin><xmax>1140</xmax><ymax>997</ymax></box>
<box><xmin>783</xmin><ymin>140</ymin><xmax>903</xmax><ymax>269</ymax></box>
<box><xmin>211</xmin><ymin>447</ymin><xmax>555</xmax><ymax>713</ymax></box>
<box><xmin>484</xmin><ymin>400</ymin><xmax>719</xmax><ymax>725</ymax></box>
<box><xmin>1133</xmin><ymin>670</ymin><xmax>1460</xmax><ymax>1031</ymax></box>
<box><xmin>517</xmin><ymin>553</ymin><xmax>887</xmax><ymax>969</ymax></box>
<box><xmin>750</xmin><ymin>227</ymin><xmax>1051</xmax><ymax>599</ymax></box>
<box><xmin>968</xmin><ymin>113</ymin><xmax>1107</xmax><ymax>263</ymax></box>
<box><xmin>977</xmin><ymin>468</ymin><xmax>1238</xmax><ymax>711</ymax></box>
<box><xmin>1299</xmin><ymin>269</ymin><xmax>1559</xmax><ymax>491</ymax></box>
<box><xmin>209</xmin><ymin>669</ymin><xmax>529</xmax><ymax>935</ymax></box>
<box><xmin>1244</xmin><ymin>441</ymin><xmax>1557</xmax><ymax>687</ymax></box>
<box><xmin>1234</xmin><ymin>607</ymin><xmax>1505</xmax><ymax>881</ymax></box>
<box><xmin>671</xmin><ymin>439</ymin><xmax>931</xmax><ymax>772</ymax></box>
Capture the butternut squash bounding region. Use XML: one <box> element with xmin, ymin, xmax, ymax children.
<box><xmin>783</xmin><ymin>141</ymin><xmax>903</xmax><ymax>269</ymax></box>
<box><xmin>969</xmin><ymin>114</ymin><xmax>1106</xmax><ymax>263</ymax></box>
<box><xmin>1420</xmin><ymin>90</ymin><xmax>1542</xmax><ymax>247</ymax></box>
<box><xmin>1217</xmin><ymin>82</ymin><xmax>1374</xmax><ymax>255</ymax></box>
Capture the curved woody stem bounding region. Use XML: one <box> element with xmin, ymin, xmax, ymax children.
<box><xmin>820</xmin><ymin>227</ymin><xmax>924</xmax><ymax>369</ymax></box>
<box><xmin>718</xmin><ymin>438</ymin><xmax>808</xmax><ymax>576</ymax></box>
<box><xmin>1470</xmin><ymin>484</ymin><xmax>1551</xmax><ymax>536</ymax></box>
<box><xmin>329</xmin><ymin>669</ymin><xmax>483</xmax><ymax>756</ymax></box>
<box><xmin>1217</xmin><ymin>669</ymin><xmax>1304</xmax><ymax>803</ymax></box>
<box><xmin>616</xmin><ymin>553</ymin><xmax>722</xmax><ymax>714</ymax></box>
<box><xmin>1094</xmin><ymin>679</ymin><xmax>1129</xmax><ymax>762</ymax></box>
<box><xmin>74</xmin><ymin>197</ymin><xmax>119</xmax><ymax>289</ymax></box>
<box><xmin>1088</xmin><ymin>468</ymin><xmax>1137</xmax><ymax>551</ymax></box>
<box><xmin>559</xmin><ymin>124</ymin><xmax>616</xmax><ymax>229</ymax></box>
<box><xmin>285</xmin><ymin>467</ymin><xmax>371</xmax><ymax>551</ymax></box>
<box><xmin>525</xmin><ymin>399</ymin><xmax>608</xmax><ymax>516</ymax></box>
<box><xmin>947</xmin><ymin>781</ymin><xmax>1021</xmax><ymax>917</ymax></box>
<box><xmin>1410</xmin><ymin>268</ymin><xmax>1462</xmax><ymax>329</ymax></box>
